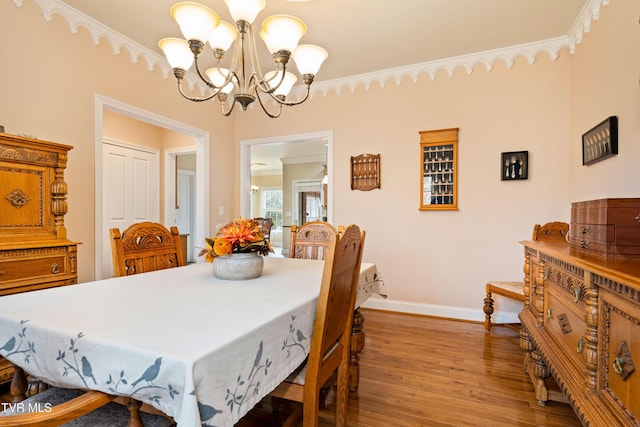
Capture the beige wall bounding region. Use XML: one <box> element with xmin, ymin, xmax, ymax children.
<box><xmin>568</xmin><ymin>0</ymin><xmax>640</xmax><ymax>201</ymax></box>
<box><xmin>234</xmin><ymin>55</ymin><xmax>572</xmax><ymax>317</ymax></box>
<box><xmin>0</xmin><ymin>1</ymin><xmax>235</xmax><ymax>283</ymax></box>
<box><xmin>1</xmin><ymin>1</ymin><xmax>637</xmax><ymax>321</ymax></box>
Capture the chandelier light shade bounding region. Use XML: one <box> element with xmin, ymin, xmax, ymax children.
<box><xmin>159</xmin><ymin>1</ymin><xmax>328</xmax><ymax>118</ymax></box>
<box><xmin>224</xmin><ymin>0</ymin><xmax>265</xmax><ymax>24</ymax></box>
<box><xmin>170</xmin><ymin>2</ymin><xmax>220</xmax><ymax>43</ymax></box>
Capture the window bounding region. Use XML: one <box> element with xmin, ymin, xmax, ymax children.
<box><xmin>261</xmin><ymin>188</ymin><xmax>283</xmax><ymax>231</ymax></box>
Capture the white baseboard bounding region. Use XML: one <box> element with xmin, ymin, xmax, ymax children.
<box><xmin>360</xmin><ymin>297</ymin><xmax>520</xmax><ymax>324</ymax></box>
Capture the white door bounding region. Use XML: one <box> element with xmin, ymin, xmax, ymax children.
<box><xmin>102</xmin><ymin>141</ymin><xmax>159</xmax><ymax>277</ymax></box>
<box><xmin>175</xmin><ymin>169</ymin><xmax>195</xmax><ymax>262</ymax></box>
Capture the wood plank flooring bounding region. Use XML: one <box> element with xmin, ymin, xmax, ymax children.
<box><xmin>1</xmin><ymin>309</ymin><xmax>581</xmax><ymax>426</ymax></box>
<box><xmin>238</xmin><ymin>309</ymin><xmax>581</xmax><ymax>426</ymax></box>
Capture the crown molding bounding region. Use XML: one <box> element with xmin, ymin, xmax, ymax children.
<box><xmin>303</xmin><ymin>0</ymin><xmax>608</xmax><ymax>100</ymax></box>
<box><xmin>14</xmin><ymin>0</ymin><xmax>608</xmax><ymax>101</ymax></box>
<box><xmin>12</xmin><ymin>0</ymin><xmax>210</xmax><ymax>96</ymax></box>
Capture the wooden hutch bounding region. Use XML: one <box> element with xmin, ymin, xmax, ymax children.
<box><xmin>519</xmin><ymin>198</ymin><xmax>640</xmax><ymax>426</ymax></box>
<box><xmin>0</xmin><ymin>132</ymin><xmax>77</xmax><ymax>384</ymax></box>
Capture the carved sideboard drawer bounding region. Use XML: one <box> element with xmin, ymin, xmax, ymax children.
<box><xmin>570</xmin><ymin>198</ymin><xmax>640</xmax><ymax>259</ymax></box>
<box><xmin>599</xmin><ymin>287</ymin><xmax>640</xmax><ymax>425</ymax></box>
<box><xmin>0</xmin><ymin>254</ymin><xmax>67</xmax><ymax>281</ymax></box>
<box><xmin>544</xmin><ymin>289</ymin><xmax>587</xmax><ymax>368</ymax></box>
<box><xmin>0</xmin><ymin>244</ymin><xmax>77</xmax><ymax>295</ymax></box>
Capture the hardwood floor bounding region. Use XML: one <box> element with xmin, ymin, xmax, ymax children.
<box><xmin>238</xmin><ymin>309</ymin><xmax>581</xmax><ymax>426</ymax></box>
<box><xmin>1</xmin><ymin>309</ymin><xmax>581</xmax><ymax>426</ymax></box>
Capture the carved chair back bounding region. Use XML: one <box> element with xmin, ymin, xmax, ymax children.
<box><xmin>533</xmin><ymin>221</ymin><xmax>570</xmax><ymax>241</ymax></box>
<box><xmin>110</xmin><ymin>222</ymin><xmax>185</xmax><ymax>277</ymax></box>
<box><xmin>289</xmin><ymin>221</ymin><xmax>339</xmax><ymax>260</ymax></box>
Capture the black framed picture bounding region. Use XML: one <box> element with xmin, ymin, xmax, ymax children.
<box><xmin>501</xmin><ymin>151</ymin><xmax>528</xmax><ymax>180</ymax></box>
<box><xmin>582</xmin><ymin>116</ymin><xmax>618</xmax><ymax>165</ymax></box>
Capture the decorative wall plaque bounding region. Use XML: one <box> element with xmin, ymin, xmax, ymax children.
<box><xmin>350</xmin><ymin>153</ymin><xmax>380</xmax><ymax>191</ymax></box>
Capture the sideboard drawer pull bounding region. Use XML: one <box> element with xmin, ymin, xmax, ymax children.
<box><xmin>613</xmin><ymin>358</ymin><xmax>625</xmax><ymax>375</ymax></box>
<box><xmin>635</xmin><ymin>214</ymin><xmax>640</xmax><ymax>222</ymax></box>
<box><xmin>0</xmin><ymin>270</ymin><xmax>6</xmax><ymax>276</ymax></box>
<box><xmin>51</xmin><ymin>263</ymin><xmax>60</xmax><ymax>274</ymax></box>
<box><xmin>580</xmin><ymin>240</ymin><xmax>590</xmax><ymax>249</ymax></box>
<box><xmin>577</xmin><ymin>337</ymin><xmax>585</xmax><ymax>354</ymax></box>
<box><xmin>574</xmin><ymin>288</ymin><xmax>582</xmax><ymax>303</ymax></box>
<box><xmin>580</xmin><ymin>226</ymin><xmax>591</xmax><ymax>234</ymax></box>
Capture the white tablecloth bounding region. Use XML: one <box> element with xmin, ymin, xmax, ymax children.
<box><xmin>0</xmin><ymin>257</ymin><xmax>381</xmax><ymax>426</ymax></box>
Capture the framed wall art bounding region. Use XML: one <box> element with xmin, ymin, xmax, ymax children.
<box><xmin>582</xmin><ymin>116</ymin><xmax>618</xmax><ymax>165</ymax></box>
<box><xmin>501</xmin><ymin>151</ymin><xmax>528</xmax><ymax>181</ymax></box>
<box><xmin>419</xmin><ymin>128</ymin><xmax>458</xmax><ymax>210</ymax></box>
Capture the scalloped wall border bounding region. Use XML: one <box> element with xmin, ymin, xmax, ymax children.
<box><xmin>13</xmin><ymin>0</ymin><xmax>608</xmax><ymax>102</ymax></box>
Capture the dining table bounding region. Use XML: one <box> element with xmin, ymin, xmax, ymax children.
<box><xmin>0</xmin><ymin>256</ymin><xmax>384</xmax><ymax>426</ymax></box>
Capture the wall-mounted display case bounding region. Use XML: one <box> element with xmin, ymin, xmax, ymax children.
<box><xmin>419</xmin><ymin>128</ymin><xmax>458</xmax><ymax>210</ymax></box>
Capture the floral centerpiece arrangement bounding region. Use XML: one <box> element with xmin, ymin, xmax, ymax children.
<box><xmin>199</xmin><ymin>217</ymin><xmax>273</xmax><ymax>263</ymax></box>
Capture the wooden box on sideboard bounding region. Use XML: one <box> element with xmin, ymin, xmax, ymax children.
<box><xmin>570</xmin><ymin>198</ymin><xmax>640</xmax><ymax>259</ymax></box>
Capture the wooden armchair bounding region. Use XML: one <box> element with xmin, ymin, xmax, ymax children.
<box><xmin>0</xmin><ymin>368</ymin><xmax>172</xmax><ymax>426</ymax></box>
<box><xmin>110</xmin><ymin>222</ymin><xmax>185</xmax><ymax>277</ymax></box>
<box><xmin>270</xmin><ymin>225</ymin><xmax>365</xmax><ymax>427</ymax></box>
<box><xmin>289</xmin><ymin>221</ymin><xmax>339</xmax><ymax>260</ymax></box>
<box><xmin>254</xmin><ymin>217</ymin><xmax>273</xmax><ymax>242</ymax></box>
<box><xmin>483</xmin><ymin>221</ymin><xmax>569</xmax><ymax>331</ymax></box>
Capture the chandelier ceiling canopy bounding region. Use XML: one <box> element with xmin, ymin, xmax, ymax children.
<box><xmin>159</xmin><ymin>0</ymin><xmax>328</xmax><ymax>118</ymax></box>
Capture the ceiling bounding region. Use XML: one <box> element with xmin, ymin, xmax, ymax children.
<box><xmin>58</xmin><ymin>0</ymin><xmax>589</xmax><ymax>172</ymax></box>
<box><xmin>60</xmin><ymin>0</ymin><xmax>587</xmax><ymax>83</ymax></box>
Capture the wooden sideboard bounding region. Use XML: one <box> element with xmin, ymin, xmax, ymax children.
<box><xmin>0</xmin><ymin>133</ymin><xmax>77</xmax><ymax>384</ymax></box>
<box><xmin>519</xmin><ymin>240</ymin><xmax>640</xmax><ymax>426</ymax></box>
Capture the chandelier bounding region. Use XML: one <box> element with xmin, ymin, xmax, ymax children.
<box><xmin>159</xmin><ymin>1</ymin><xmax>328</xmax><ymax>118</ymax></box>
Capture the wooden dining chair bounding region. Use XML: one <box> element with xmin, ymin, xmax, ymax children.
<box><xmin>483</xmin><ymin>221</ymin><xmax>569</xmax><ymax>331</ymax></box>
<box><xmin>254</xmin><ymin>217</ymin><xmax>273</xmax><ymax>242</ymax></box>
<box><xmin>110</xmin><ymin>221</ymin><xmax>186</xmax><ymax>277</ymax></box>
<box><xmin>289</xmin><ymin>221</ymin><xmax>339</xmax><ymax>260</ymax></box>
<box><xmin>0</xmin><ymin>371</ymin><xmax>173</xmax><ymax>427</ymax></box>
<box><xmin>270</xmin><ymin>224</ymin><xmax>365</xmax><ymax>427</ymax></box>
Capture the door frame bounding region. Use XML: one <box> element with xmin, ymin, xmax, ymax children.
<box><xmin>239</xmin><ymin>131</ymin><xmax>333</xmax><ymax>222</ymax></box>
<box><xmin>94</xmin><ymin>94</ymin><xmax>210</xmax><ymax>280</ymax></box>
<box><xmin>291</xmin><ymin>179</ymin><xmax>323</xmax><ymax>225</ymax></box>
<box><xmin>166</xmin><ymin>149</ymin><xmax>197</xmax><ymax>262</ymax></box>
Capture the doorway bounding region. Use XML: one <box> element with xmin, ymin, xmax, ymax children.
<box><xmin>240</xmin><ymin>131</ymin><xmax>332</xmax><ymax>257</ymax></box>
<box><xmin>240</xmin><ymin>131</ymin><xmax>333</xmax><ymax>218</ymax></box>
<box><xmin>94</xmin><ymin>95</ymin><xmax>210</xmax><ymax>280</ymax></box>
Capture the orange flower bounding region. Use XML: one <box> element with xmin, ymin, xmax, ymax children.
<box><xmin>198</xmin><ymin>218</ymin><xmax>273</xmax><ymax>263</ymax></box>
<box><xmin>213</xmin><ymin>239</ymin><xmax>232</xmax><ymax>256</ymax></box>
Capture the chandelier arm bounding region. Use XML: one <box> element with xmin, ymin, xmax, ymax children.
<box><xmin>177</xmin><ymin>80</ymin><xmax>218</xmax><ymax>103</ymax></box>
<box><xmin>247</xmin><ymin>23</ymin><xmax>265</xmax><ymax>95</ymax></box>
<box><xmin>266</xmin><ymin>85</ymin><xmax>311</xmax><ymax>107</ymax></box>
<box><xmin>192</xmin><ymin>56</ymin><xmax>227</xmax><ymax>93</ymax></box>
<box><xmin>255</xmin><ymin>63</ymin><xmax>288</xmax><ymax>95</ymax></box>
<box><xmin>220</xmin><ymin>98</ymin><xmax>236</xmax><ymax>117</ymax></box>
<box><xmin>254</xmin><ymin>89</ymin><xmax>283</xmax><ymax>119</ymax></box>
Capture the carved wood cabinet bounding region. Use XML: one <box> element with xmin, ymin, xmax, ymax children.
<box><xmin>0</xmin><ymin>133</ymin><xmax>77</xmax><ymax>384</ymax></box>
<box><xmin>520</xmin><ymin>240</ymin><xmax>640</xmax><ymax>426</ymax></box>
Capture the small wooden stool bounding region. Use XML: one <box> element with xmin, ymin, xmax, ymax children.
<box><xmin>483</xmin><ymin>281</ymin><xmax>525</xmax><ymax>332</ymax></box>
